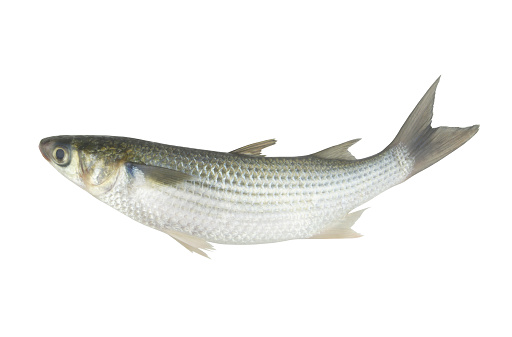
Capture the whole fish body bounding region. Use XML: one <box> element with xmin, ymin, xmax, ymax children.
<box><xmin>39</xmin><ymin>78</ymin><xmax>478</xmax><ymax>257</ymax></box>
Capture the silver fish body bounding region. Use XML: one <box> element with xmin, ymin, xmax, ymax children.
<box><xmin>39</xmin><ymin>78</ymin><xmax>478</xmax><ymax>257</ymax></box>
<box><xmin>97</xmin><ymin>143</ymin><xmax>412</xmax><ymax>245</ymax></box>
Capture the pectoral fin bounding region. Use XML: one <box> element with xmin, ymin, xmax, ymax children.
<box><xmin>161</xmin><ymin>228</ymin><xmax>214</xmax><ymax>258</ymax></box>
<box><xmin>126</xmin><ymin>163</ymin><xmax>197</xmax><ymax>187</ymax></box>
<box><xmin>230</xmin><ymin>139</ymin><xmax>277</xmax><ymax>156</ymax></box>
<box><xmin>310</xmin><ymin>209</ymin><xmax>367</xmax><ymax>239</ymax></box>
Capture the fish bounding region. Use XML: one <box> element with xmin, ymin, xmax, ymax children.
<box><xmin>39</xmin><ymin>78</ymin><xmax>478</xmax><ymax>258</ymax></box>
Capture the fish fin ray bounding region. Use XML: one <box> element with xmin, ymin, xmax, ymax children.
<box><xmin>385</xmin><ymin>76</ymin><xmax>479</xmax><ymax>178</ymax></box>
<box><xmin>310</xmin><ymin>138</ymin><xmax>361</xmax><ymax>160</ymax></box>
<box><xmin>162</xmin><ymin>228</ymin><xmax>214</xmax><ymax>258</ymax></box>
<box><xmin>310</xmin><ymin>208</ymin><xmax>367</xmax><ymax>239</ymax></box>
<box><xmin>126</xmin><ymin>163</ymin><xmax>197</xmax><ymax>187</ymax></box>
<box><xmin>230</xmin><ymin>139</ymin><xmax>277</xmax><ymax>156</ymax></box>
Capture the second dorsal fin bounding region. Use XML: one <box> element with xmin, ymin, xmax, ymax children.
<box><xmin>310</xmin><ymin>138</ymin><xmax>361</xmax><ymax>160</ymax></box>
<box><xmin>230</xmin><ymin>139</ymin><xmax>277</xmax><ymax>156</ymax></box>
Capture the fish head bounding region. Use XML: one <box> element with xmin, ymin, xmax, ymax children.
<box><xmin>39</xmin><ymin>135</ymin><xmax>84</xmax><ymax>187</ymax></box>
<box><xmin>40</xmin><ymin>136</ymin><xmax>126</xmax><ymax>196</ymax></box>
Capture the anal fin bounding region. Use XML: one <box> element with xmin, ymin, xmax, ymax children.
<box><xmin>310</xmin><ymin>208</ymin><xmax>367</xmax><ymax>239</ymax></box>
<box><xmin>161</xmin><ymin>228</ymin><xmax>214</xmax><ymax>258</ymax></box>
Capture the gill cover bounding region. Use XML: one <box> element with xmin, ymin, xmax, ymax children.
<box><xmin>78</xmin><ymin>151</ymin><xmax>124</xmax><ymax>197</ymax></box>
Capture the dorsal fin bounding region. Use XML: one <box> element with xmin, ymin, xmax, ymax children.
<box><xmin>310</xmin><ymin>138</ymin><xmax>361</xmax><ymax>160</ymax></box>
<box><xmin>230</xmin><ymin>139</ymin><xmax>277</xmax><ymax>156</ymax></box>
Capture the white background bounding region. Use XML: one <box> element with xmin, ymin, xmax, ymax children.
<box><xmin>1</xmin><ymin>1</ymin><xmax>510</xmax><ymax>336</ymax></box>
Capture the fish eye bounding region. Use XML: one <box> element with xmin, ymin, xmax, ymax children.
<box><xmin>55</xmin><ymin>148</ymin><xmax>64</xmax><ymax>160</ymax></box>
<box><xmin>52</xmin><ymin>147</ymin><xmax>70</xmax><ymax>165</ymax></box>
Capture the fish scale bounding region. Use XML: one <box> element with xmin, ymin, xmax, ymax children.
<box><xmin>93</xmin><ymin>144</ymin><xmax>413</xmax><ymax>244</ymax></box>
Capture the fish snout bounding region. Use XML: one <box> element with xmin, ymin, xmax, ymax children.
<box><xmin>39</xmin><ymin>138</ymin><xmax>52</xmax><ymax>161</ymax></box>
<box><xmin>39</xmin><ymin>136</ymin><xmax>74</xmax><ymax>166</ymax></box>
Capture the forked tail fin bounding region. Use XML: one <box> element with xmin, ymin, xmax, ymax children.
<box><xmin>386</xmin><ymin>77</ymin><xmax>479</xmax><ymax>179</ymax></box>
